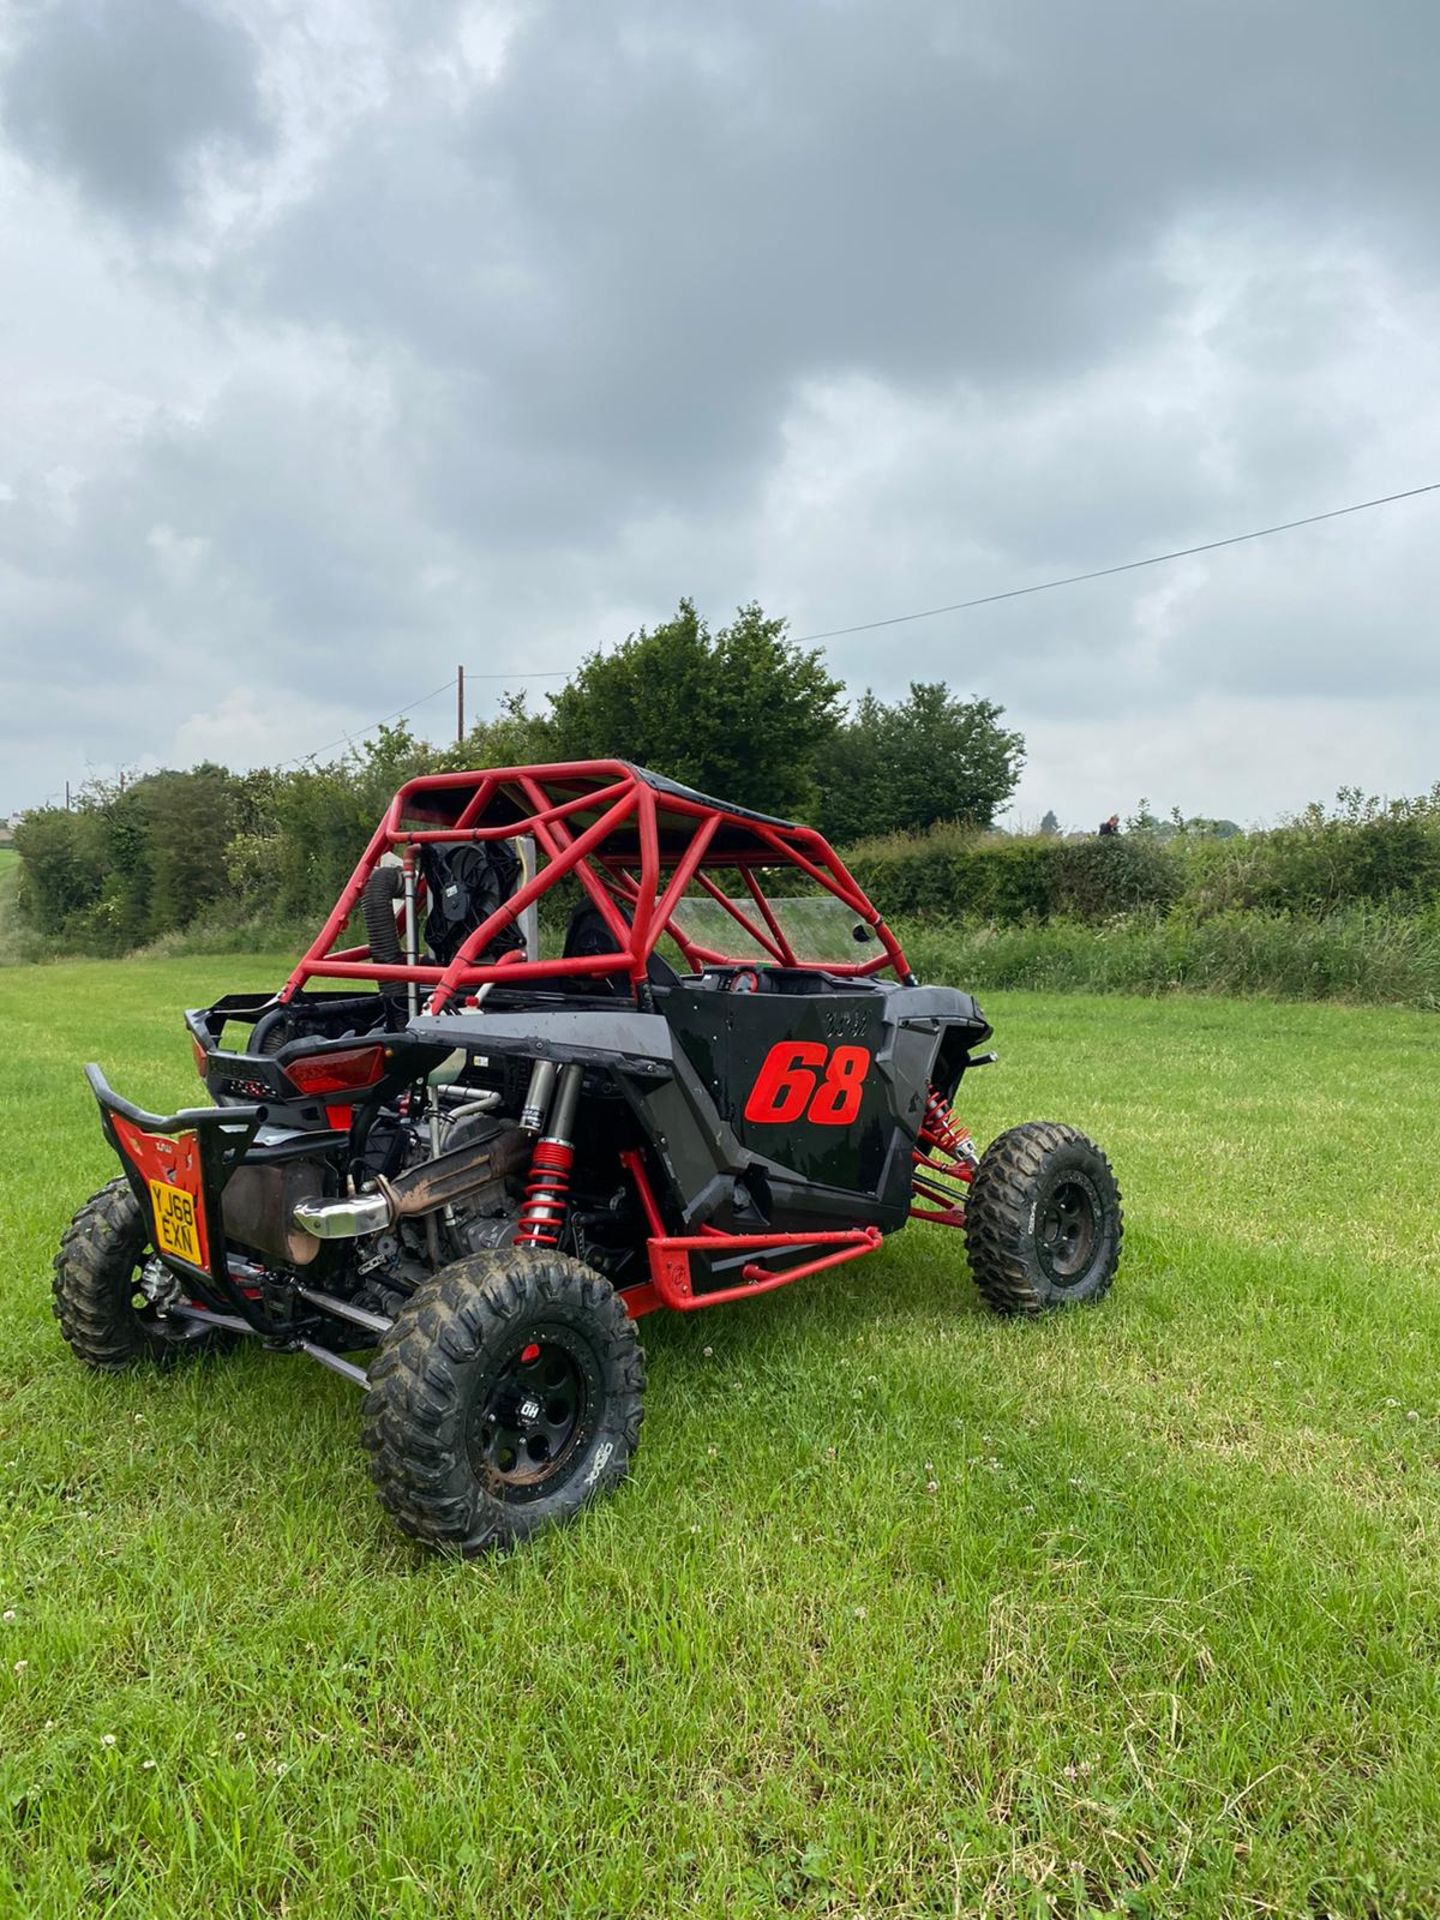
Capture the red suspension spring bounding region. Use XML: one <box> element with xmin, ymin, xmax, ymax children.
<box><xmin>920</xmin><ymin>1085</ymin><xmax>971</xmax><ymax>1157</ymax></box>
<box><xmin>514</xmin><ymin>1138</ymin><xmax>576</xmax><ymax>1248</ymax></box>
<box><xmin>911</xmin><ymin>1083</ymin><xmax>976</xmax><ymax>1227</ymax></box>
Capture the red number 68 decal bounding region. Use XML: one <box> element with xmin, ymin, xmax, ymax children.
<box><xmin>742</xmin><ymin>1041</ymin><xmax>872</xmax><ymax>1128</ymax></box>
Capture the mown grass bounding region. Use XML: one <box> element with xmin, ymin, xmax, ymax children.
<box><xmin>3</xmin><ymin>957</ymin><xmax>1440</xmax><ymax>1916</ymax></box>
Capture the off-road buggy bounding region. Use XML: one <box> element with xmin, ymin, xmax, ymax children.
<box><xmin>54</xmin><ymin>761</ymin><xmax>1122</xmax><ymax>1554</ymax></box>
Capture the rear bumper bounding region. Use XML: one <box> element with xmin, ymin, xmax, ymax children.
<box><xmin>85</xmin><ymin>1065</ymin><xmax>342</xmax><ymax>1329</ymax></box>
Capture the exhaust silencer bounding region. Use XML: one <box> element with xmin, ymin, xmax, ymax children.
<box><xmin>293</xmin><ymin>1125</ymin><xmax>529</xmax><ymax>1241</ymax></box>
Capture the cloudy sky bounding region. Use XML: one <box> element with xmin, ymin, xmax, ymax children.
<box><xmin>2</xmin><ymin>0</ymin><xmax>1438</xmax><ymax>829</ymax></box>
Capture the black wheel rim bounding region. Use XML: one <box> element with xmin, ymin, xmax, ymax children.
<box><xmin>467</xmin><ymin>1324</ymin><xmax>597</xmax><ymax>1503</ymax></box>
<box><xmin>1037</xmin><ymin>1172</ymin><xmax>1103</xmax><ymax>1285</ymax></box>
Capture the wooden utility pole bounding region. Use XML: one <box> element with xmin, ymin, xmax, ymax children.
<box><xmin>456</xmin><ymin>666</ymin><xmax>465</xmax><ymax>746</ymax></box>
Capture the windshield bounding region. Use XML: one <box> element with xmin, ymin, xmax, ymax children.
<box><xmin>669</xmin><ymin>894</ymin><xmax>880</xmax><ymax>968</ymax></box>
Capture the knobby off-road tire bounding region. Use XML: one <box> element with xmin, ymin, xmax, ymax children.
<box><xmin>52</xmin><ymin>1178</ymin><xmax>234</xmax><ymax>1368</ymax></box>
<box><xmin>362</xmin><ymin>1248</ymin><xmax>645</xmax><ymax>1556</ymax></box>
<box><xmin>965</xmin><ymin>1122</ymin><xmax>1122</xmax><ymax>1316</ymax></box>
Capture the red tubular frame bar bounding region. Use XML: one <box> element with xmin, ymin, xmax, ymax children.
<box><xmin>270</xmin><ymin>760</ymin><xmax>964</xmax><ymax>1320</ymax></box>
<box><xmin>618</xmin><ymin>1149</ymin><xmax>882</xmax><ymax>1314</ymax></box>
<box><xmin>281</xmin><ymin>760</ymin><xmax>913</xmax><ymax>1007</ymax></box>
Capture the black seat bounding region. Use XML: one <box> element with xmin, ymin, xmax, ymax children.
<box><xmin>561</xmin><ymin>901</ymin><xmax>680</xmax><ymax>990</ymax></box>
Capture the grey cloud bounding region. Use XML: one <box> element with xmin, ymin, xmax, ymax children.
<box><xmin>241</xmin><ymin>0</ymin><xmax>1440</xmax><ymax>558</ymax></box>
<box><xmin>1</xmin><ymin>0</ymin><xmax>269</xmax><ymax>221</ymax></box>
<box><xmin>2</xmin><ymin>377</ymin><xmax>440</xmax><ymax>687</ymax></box>
<box><xmin>2</xmin><ymin>0</ymin><xmax>1439</xmax><ymax>824</ymax></box>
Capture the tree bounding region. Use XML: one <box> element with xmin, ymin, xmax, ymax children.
<box><xmin>543</xmin><ymin>600</ymin><xmax>844</xmax><ymax>817</ymax></box>
<box><xmin>1039</xmin><ymin>809</ymin><xmax>1060</xmax><ymax>836</ymax></box>
<box><xmin>1125</xmin><ymin>797</ymin><xmax>1165</xmax><ymax>839</ymax></box>
<box><xmin>13</xmin><ymin>766</ymin><xmax>238</xmax><ymax>949</ymax></box>
<box><xmin>12</xmin><ymin>805</ymin><xmax>106</xmax><ymax>939</ymax></box>
<box><xmin>137</xmin><ymin>765</ymin><xmax>237</xmax><ymax>936</ymax></box>
<box><xmin>267</xmin><ymin>722</ymin><xmax>437</xmax><ymax>921</ymax></box>
<box><xmin>1181</xmin><ymin>815</ymin><xmax>1243</xmax><ymax>840</ymax></box>
<box><xmin>815</xmin><ymin>683</ymin><xmax>1025</xmax><ymax>844</ymax></box>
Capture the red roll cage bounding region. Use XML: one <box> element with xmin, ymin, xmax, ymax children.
<box><xmin>281</xmin><ymin>760</ymin><xmax>914</xmax><ymax>1008</ymax></box>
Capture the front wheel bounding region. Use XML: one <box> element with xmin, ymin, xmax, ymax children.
<box><xmin>361</xmin><ymin>1248</ymin><xmax>645</xmax><ymax>1555</ymax></box>
<box><xmin>965</xmin><ymin>1122</ymin><xmax>1122</xmax><ymax>1315</ymax></box>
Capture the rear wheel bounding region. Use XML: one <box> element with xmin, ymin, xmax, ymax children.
<box><xmin>52</xmin><ymin>1178</ymin><xmax>234</xmax><ymax>1368</ymax></box>
<box><xmin>361</xmin><ymin>1247</ymin><xmax>645</xmax><ymax>1555</ymax></box>
<box><xmin>965</xmin><ymin>1122</ymin><xmax>1122</xmax><ymax>1315</ymax></box>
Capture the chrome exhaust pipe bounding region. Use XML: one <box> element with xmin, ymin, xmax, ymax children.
<box><xmin>292</xmin><ymin>1124</ymin><xmax>529</xmax><ymax>1240</ymax></box>
<box><xmin>292</xmin><ymin>1190</ymin><xmax>393</xmax><ymax>1240</ymax></box>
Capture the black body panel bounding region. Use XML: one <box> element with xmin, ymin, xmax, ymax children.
<box><xmin>409</xmin><ymin>1005</ymin><xmax>674</xmax><ymax>1079</ymax></box>
<box><xmin>417</xmin><ymin>974</ymin><xmax>991</xmax><ymax>1239</ymax></box>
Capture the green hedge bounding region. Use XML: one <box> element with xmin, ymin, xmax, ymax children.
<box><xmin>15</xmin><ymin>759</ymin><xmax>1440</xmax><ymax>981</ymax></box>
<box><xmin>1182</xmin><ymin>798</ymin><xmax>1440</xmax><ymax>916</ymax></box>
<box><xmin>843</xmin><ymin>825</ymin><xmax>1183</xmax><ymax>924</ymax></box>
<box><xmin>844</xmin><ymin>791</ymin><xmax>1440</xmax><ymax>929</ymax></box>
<box><xmin>895</xmin><ymin>906</ymin><xmax>1440</xmax><ymax>1010</ymax></box>
<box><xmin>12</xmin><ymin>731</ymin><xmax>432</xmax><ymax>957</ymax></box>
<box><xmin>12</xmin><ymin>766</ymin><xmax>260</xmax><ymax>955</ymax></box>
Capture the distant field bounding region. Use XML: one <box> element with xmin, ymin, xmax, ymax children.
<box><xmin>3</xmin><ymin>957</ymin><xmax>1440</xmax><ymax>1916</ymax></box>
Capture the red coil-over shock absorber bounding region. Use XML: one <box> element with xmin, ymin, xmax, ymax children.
<box><xmin>919</xmin><ymin>1084</ymin><xmax>973</xmax><ymax>1162</ymax></box>
<box><xmin>514</xmin><ymin>1062</ymin><xmax>583</xmax><ymax>1249</ymax></box>
<box><xmin>515</xmin><ymin>1139</ymin><xmax>575</xmax><ymax>1248</ymax></box>
<box><xmin>910</xmin><ymin>1083</ymin><xmax>978</xmax><ymax>1228</ymax></box>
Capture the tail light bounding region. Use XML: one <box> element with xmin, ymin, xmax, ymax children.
<box><xmin>283</xmin><ymin>1044</ymin><xmax>390</xmax><ymax>1099</ymax></box>
<box><xmin>191</xmin><ymin>1036</ymin><xmax>208</xmax><ymax>1082</ymax></box>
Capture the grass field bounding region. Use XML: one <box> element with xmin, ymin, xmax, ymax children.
<box><xmin>3</xmin><ymin>957</ymin><xmax>1440</xmax><ymax>1917</ymax></box>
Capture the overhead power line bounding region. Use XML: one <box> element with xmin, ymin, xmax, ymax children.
<box><xmin>280</xmin><ymin>478</ymin><xmax>1440</xmax><ymax>768</ymax></box>
<box><xmin>40</xmin><ymin>477</ymin><xmax>1440</xmax><ymax>804</ymax></box>
<box><xmin>463</xmin><ymin>666</ymin><xmax>572</xmax><ymax>679</ymax></box>
<box><xmin>790</xmin><ymin>480</ymin><xmax>1440</xmax><ymax>644</ymax></box>
<box><xmin>281</xmin><ymin>675</ymin><xmax>458</xmax><ymax>769</ymax></box>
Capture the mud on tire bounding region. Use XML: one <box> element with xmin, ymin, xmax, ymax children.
<box><xmin>965</xmin><ymin>1122</ymin><xmax>1122</xmax><ymax>1316</ymax></box>
<box><xmin>361</xmin><ymin>1247</ymin><xmax>646</xmax><ymax>1555</ymax></box>
<box><xmin>52</xmin><ymin>1178</ymin><xmax>233</xmax><ymax>1368</ymax></box>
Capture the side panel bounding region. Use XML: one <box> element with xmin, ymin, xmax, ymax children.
<box><xmin>663</xmin><ymin>987</ymin><xmax>913</xmax><ymax>1211</ymax></box>
<box><xmin>664</xmin><ymin>990</ymin><xmax>925</xmax><ymax>1228</ymax></box>
<box><xmin>651</xmin><ymin>980</ymin><xmax>991</xmax><ymax>1239</ymax></box>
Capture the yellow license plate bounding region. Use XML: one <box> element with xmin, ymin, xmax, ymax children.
<box><xmin>149</xmin><ymin>1178</ymin><xmax>202</xmax><ymax>1265</ymax></box>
